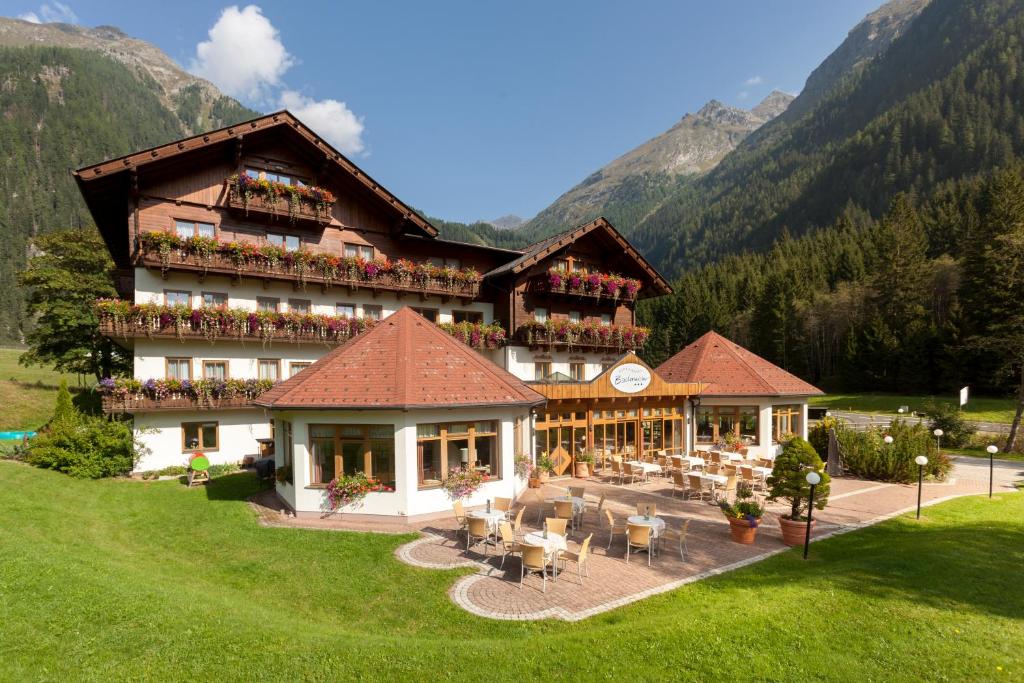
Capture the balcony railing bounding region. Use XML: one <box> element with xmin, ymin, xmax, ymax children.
<box><xmin>536</xmin><ymin>269</ymin><xmax>641</xmax><ymax>303</ymax></box>
<box><xmin>514</xmin><ymin>320</ymin><xmax>649</xmax><ymax>352</ymax></box>
<box><xmin>132</xmin><ymin>232</ymin><xmax>482</xmax><ymax>300</ymax></box>
<box><xmin>224</xmin><ymin>174</ymin><xmax>335</xmax><ymax>227</ymax></box>
<box><xmin>101</xmin><ymin>394</ymin><xmax>262</xmax><ymax>413</ymax></box>
<box><xmin>99</xmin><ymin>377</ymin><xmax>275</xmax><ymax>414</ymax></box>
<box><xmin>226</xmin><ymin>188</ymin><xmax>333</xmax><ymax>227</ymax></box>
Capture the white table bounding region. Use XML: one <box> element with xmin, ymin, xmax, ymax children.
<box><xmin>522</xmin><ymin>531</ymin><xmax>567</xmax><ymax>578</ymax></box>
<box><xmin>701</xmin><ymin>473</ymin><xmax>728</xmax><ymax>486</ymax></box>
<box><xmin>547</xmin><ymin>495</ymin><xmax>586</xmax><ymax>514</ymax></box>
<box><xmin>626</xmin><ymin>461</ymin><xmax>662</xmax><ymax>475</ymax></box>
<box><xmin>467</xmin><ymin>509</ymin><xmax>505</xmax><ymax>534</ymax></box>
<box><xmin>683</xmin><ymin>456</ymin><xmax>705</xmax><ymax>467</ymax></box>
<box><xmin>627</xmin><ymin>514</ymin><xmax>666</xmax><ymax>538</ymax></box>
<box><xmin>752</xmin><ymin>466</ymin><xmax>773</xmax><ymax>477</ymax></box>
<box><xmin>719</xmin><ymin>451</ymin><xmax>745</xmax><ymax>462</ymax></box>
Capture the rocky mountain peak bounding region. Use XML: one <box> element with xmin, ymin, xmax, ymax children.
<box><xmin>751</xmin><ymin>90</ymin><xmax>796</xmax><ymax>120</ymax></box>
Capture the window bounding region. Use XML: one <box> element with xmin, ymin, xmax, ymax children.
<box><xmin>257</xmin><ymin>297</ymin><xmax>280</xmax><ymax>313</ymax></box>
<box><xmin>183</xmin><ymin>421</ymin><xmax>218</xmax><ymax>452</ymax></box>
<box><xmin>534</xmin><ymin>361</ymin><xmax>552</xmax><ymax>381</ymax></box>
<box><xmin>569</xmin><ymin>362</ymin><xmax>585</xmax><ymax>382</ymax></box>
<box><xmin>200</xmin><ymin>291</ymin><xmax>228</xmax><ymax>309</ymax></box>
<box><xmin>555</xmin><ymin>258</ymin><xmax>570</xmax><ymax>271</ymax></box>
<box><xmin>601</xmin><ymin>313</ymin><xmax>612</xmax><ymax>326</ymax></box>
<box><xmin>344</xmin><ymin>243</ymin><xmax>375</xmax><ymax>260</ymax></box>
<box><xmin>695</xmin><ymin>406</ymin><xmax>761</xmax><ymax>445</ymax></box>
<box><xmin>410</xmin><ymin>307</ymin><xmax>438</xmax><ymax>322</ymax></box>
<box><xmin>203</xmin><ymin>361</ymin><xmax>228</xmax><ymax>380</ymax></box>
<box><xmin>246</xmin><ymin>168</ymin><xmax>306</xmax><ymax>186</ymax></box>
<box><xmin>165</xmin><ymin>290</ymin><xmax>191</xmax><ymax>307</ymax></box>
<box><xmin>362</xmin><ymin>304</ymin><xmax>382</xmax><ymax>321</ymax></box>
<box><xmin>452</xmin><ymin>310</ymin><xmax>483</xmax><ymax>324</ymax></box>
<box><xmin>336</xmin><ymin>303</ymin><xmax>356</xmax><ymax>318</ymax></box>
<box><xmin>427</xmin><ymin>256</ymin><xmax>461</xmax><ymax>268</ymax></box>
<box><xmin>534</xmin><ymin>307</ymin><xmax>548</xmax><ymax>323</ymax></box>
<box><xmin>267</xmin><ymin>233</ymin><xmax>300</xmax><ymax>252</ymax></box>
<box><xmin>166</xmin><ymin>357</ymin><xmax>191</xmax><ymax>380</ymax></box>
<box><xmin>773</xmin><ymin>405</ymin><xmax>802</xmax><ymax>442</ymax></box>
<box><xmin>602</xmin><ymin>362</ymin><xmax>614</xmax><ymax>372</ymax></box>
<box><xmin>308</xmin><ymin>424</ymin><xmax>396</xmax><ymax>488</ymax></box>
<box><xmin>696</xmin><ymin>406</ymin><xmax>714</xmax><ymax>444</ymax></box>
<box><xmin>258</xmin><ymin>359</ymin><xmax>281</xmax><ymax>382</ymax></box>
<box><xmin>569</xmin><ymin>310</ymin><xmax>582</xmax><ymax>323</ymax></box>
<box><xmin>289</xmin><ymin>362</ymin><xmax>311</xmax><ymax>378</ymax></box>
<box><xmin>175</xmin><ymin>220</ymin><xmax>214</xmax><ymax>239</ymax></box>
<box><xmin>279</xmin><ymin>420</ymin><xmax>293</xmax><ymax>485</ymax></box>
<box><xmin>740</xmin><ymin>407</ymin><xmax>759</xmax><ymax>442</ymax></box>
<box><xmin>288</xmin><ymin>298</ymin><xmax>311</xmax><ymax>314</ymax></box>
<box><xmin>417</xmin><ymin>420</ymin><xmax>500</xmax><ymax>488</ymax></box>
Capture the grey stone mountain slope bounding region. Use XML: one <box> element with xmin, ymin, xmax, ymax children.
<box><xmin>486</xmin><ymin>214</ymin><xmax>526</xmax><ymax>230</ymax></box>
<box><xmin>520</xmin><ymin>91</ymin><xmax>793</xmax><ymax>239</ymax></box>
<box><xmin>0</xmin><ymin>17</ymin><xmax>257</xmax><ymax>132</ymax></box>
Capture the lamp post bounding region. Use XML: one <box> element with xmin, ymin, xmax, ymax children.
<box><xmin>803</xmin><ymin>471</ymin><xmax>821</xmax><ymax>560</ymax></box>
<box><xmin>883</xmin><ymin>435</ymin><xmax>893</xmax><ymax>445</ymax></box>
<box><xmin>986</xmin><ymin>445</ymin><xmax>998</xmax><ymax>498</ymax></box>
<box><xmin>914</xmin><ymin>455</ymin><xmax>928</xmax><ymax>519</ymax></box>
<box><xmin>933</xmin><ymin>428</ymin><xmax>943</xmax><ymax>454</ymax></box>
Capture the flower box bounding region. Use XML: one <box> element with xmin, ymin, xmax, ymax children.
<box><xmin>515</xmin><ymin>320</ymin><xmax>649</xmax><ymax>352</ymax></box>
<box><xmin>543</xmin><ymin>268</ymin><xmax>641</xmax><ymax>302</ymax></box>
<box><xmin>226</xmin><ymin>174</ymin><xmax>335</xmax><ymax>226</ymax></box>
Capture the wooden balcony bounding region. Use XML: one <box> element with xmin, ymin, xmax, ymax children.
<box><xmin>532</xmin><ymin>277</ymin><xmax>638</xmax><ymax>304</ymax></box>
<box><xmin>513</xmin><ymin>322</ymin><xmax>649</xmax><ymax>352</ymax></box>
<box><xmin>101</xmin><ymin>394</ymin><xmax>260</xmax><ymax>413</ymax></box>
<box><xmin>132</xmin><ymin>239</ymin><xmax>482</xmax><ymax>301</ymax></box>
<box><xmin>225</xmin><ymin>189</ymin><xmax>333</xmax><ymax>227</ymax></box>
<box><xmin>98</xmin><ymin>315</ymin><xmax>367</xmax><ymax>346</ymax></box>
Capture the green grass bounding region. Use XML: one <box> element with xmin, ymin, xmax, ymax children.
<box><xmin>0</xmin><ymin>347</ymin><xmax>86</xmax><ymax>431</ymax></box>
<box><xmin>1</xmin><ymin>463</ymin><xmax>1022</xmax><ymax>680</ymax></box>
<box><xmin>810</xmin><ymin>392</ymin><xmax>1019</xmax><ymax>424</ymax></box>
<box><xmin>946</xmin><ymin>446</ymin><xmax>1024</xmax><ymax>463</ymax></box>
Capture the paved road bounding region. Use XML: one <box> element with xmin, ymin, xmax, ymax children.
<box><xmin>951</xmin><ymin>455</ymin><xmax>1023</xmax><ymax>491</ymax></box>
<box><xmin>828</xmin><ymin>410</ymin><xmax>1013</xmax><ymax>435</ymax></box>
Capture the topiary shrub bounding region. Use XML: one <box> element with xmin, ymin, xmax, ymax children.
<box><xmin>766</xmin><ymin>437</ymin><xmax>830</xmax><ymax>521</ymax></box>
<box><xmin>923</xmin><ymin>400</ymin><xmax>976</xmax><ymax>448</ymax></box>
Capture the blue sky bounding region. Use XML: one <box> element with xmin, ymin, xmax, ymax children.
<box><xmin>7</xmin><ymin>1</ymin><xmax>882</xmax><ymax>223</ymax></box>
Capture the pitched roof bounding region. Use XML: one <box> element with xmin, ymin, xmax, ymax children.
<box><xmin>73</xmin><ymin>109</ymin><xmax>438</xmax><ymax>238</ymax></box>
<box><xmin>482</xmin><ymin>217</ymin><xmax>673</xmax><ymax>296</ymax></box>
<box><xmin>254</xmin><ymin>307</ymin><xmax>546</xmax><ymax>410</ymax></box>
<box><xmin>655</xmin><ymin>330</ymin><xmax>823</xmax><ymax>396</ymax></box>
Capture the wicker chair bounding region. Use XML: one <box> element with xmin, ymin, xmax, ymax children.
<box><xmin>519</xmin><ymin>543</ymin><xmax>551</xmax><ymax>592</ymax></box>
<box><xmin>626</xmin><ymin>523</ymin><xmax>654</xmax><ymax>566</ymax></box>
<box><xmin>452</xmin><ymin>501</ymin><xmax>469</xmax><ymax>541</ymax></box>
<box><xmin>568</xmin><ymin>486</ymin><xmax>585</xmax><ymax>499</ymax></box>
<box><xmin>493</xmin><ymin>496</ymin><xmax>512</xmax><ymax>519</ymax></box>
<box><xmin>687</xmin><ymin>473</ymin><xmax>712</xmax><ymax>502</ymax></box>
<box><xmin>636</xmin><ymin>502</ymin><xmax>657</xmax><ymax>517</ymax></box>
<box><xmin>497</xmin><ymin>521</ymin><xmax>521</xmax><ymax>569</ymax></box>
<box><xmin>602</xmin><ymin>509</ymin><xmax>628</xmax><ymax>549</ymax></box>
<box><xmin>544</xmin><ymin>517</ymin><xmax>569</xmax><ymax>536</ymax></box>
<box><xmin>558</xmin><ymin>533</ymin><xmax>593</xmax><ymax>585</ymax></box>
<box><xmin>610</xmin><ymin>459</ymin><xmax>624</xmax><ymax>485</ymax></box>
<box><xmin>671</xmin><ymin>470</ymin><xmax>687</xmax><ymax>497</ymax></box>
<box><xmin>659</xmin><ymin>519</ymin><xmax>690</xmax><ymax>561</ymax></box>
<box><xmin>466</xmin><ymin>516</ymin><xmax>491</xmax><ymax>555</ymax></box>
<box><xmin>554</xmin><ymin>500</ymin><xmax>575</xmax><ymax>532</ymax></box>
<box><xmin>512</xmin><ymin>506</ymin><xmax>526</xmax><ymax>539</ymax></box>
<box><xmin>716</xmin><ymin>474</ymin><xmax>738</xmax><ymax>503</ymax></box>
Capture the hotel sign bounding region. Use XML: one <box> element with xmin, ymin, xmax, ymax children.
<box><xmin>610</xmin><ymin>363</ymin><xmax>652</xmax><ymax>394</ymax></box>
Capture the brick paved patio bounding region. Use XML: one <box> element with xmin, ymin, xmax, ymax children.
<box><xmin>251</xmin><ymin>468</ymin><xmax>1007</xmax><ymax>621</ymax></box>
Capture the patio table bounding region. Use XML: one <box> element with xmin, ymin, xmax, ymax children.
<box><xmin>627</xmin><ymin>514</ymin><xmax>666</xmax><ymax>538</ymax></box>
<box><xmin>546</xmin><ymin>495</ymin><xmax>586</xmax><ymax>514</ymax></box>
<box><xmin>683</xmin><ymin>456</ymin><xmax>705</xmax><ymax>467</ymax></box>
<box><xmin>467</xmin><ymin>509</ymin><xmax>505</xmax><ymax>534</ymax></box>
<box><xmin>719</xmin><ymin>451</ymin><xmax>745</xmax><ymax>462</ymax></box>
<box><xmin>700</xmin><ymin>473</ymin><xmax>728</xmax><ymax>486</ymax></box>
<box><xmin>752</xmin><ymin>466</ymin><xmax>773</xmax><ymax>477</ymax></box>
<box><xmin>626</xmin><ymin>461</ymin><xmax>662</xmax><ymax>475</ymax></box>
<box><xmin>523</xmin><ymin>531</ymin><xmax>567</xmax><ymax>578</ymax></box>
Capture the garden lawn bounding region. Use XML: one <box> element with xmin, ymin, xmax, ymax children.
<box><xmin>0</xmin><ymin>347</ymin><xmax>87</xmax><ymax>431</ymax></box>
<box><xmin>1</xmin><ymin>463</ymin><xmax>1021</xmax><ymax>681</ymax></box>
<box><xmin>810</xmin><ymin>392</ymin><xmax>1018</xmax><ymax>423</ymax></box>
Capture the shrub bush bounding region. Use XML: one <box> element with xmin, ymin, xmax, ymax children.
<box><xmin>836</xmin><ymin>419</ymin><xmax>951</xmax><ymax>483</ymax></box>
<box><xmin>207</xmin><ymin>463</ymin><xmax>240</xmax><ymax>477</ymax></box>
<box><xmin>767</xmin><ymin>437</ymin><xmax>830</xmax><ymax>520</ymax></box>
<box><xmin>923</xmin><ymin>400</ymin><xmax>976</xmax><ymax>448</ymax></box>
<box><xmin>27</xmin><ymin>413</ymin><xmax>140</xmax><ymax>478</ymax></box>
<box><xmin>807</xmin><ymin>415</ymin><xmax>840</xmax><ymax>459</ymax></box>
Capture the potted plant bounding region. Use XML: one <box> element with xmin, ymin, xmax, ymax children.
<box><xmin>721</xmin><ymin>430</ymin><xmax>741</xmax><ymax>450</ymax></box>
<box><xmin>442</xmin><ymin>466</ymin><xmax>487</xmax><ymax>500</ymax></box>
<box><xmin>766</xmin><ymin>437</ymin><xmax>831</xmax><ymax>546</ymax></box>
<box><xmin>719</xmin><ymin>482</ymin><xmax>764</xmax><ymax>544</ymax></box>
<box><xmin>574</xmin><ymin>450</ymin><xmax>594</xmax><ymax>478</ymax></box>
<box><xmin>531</xmin><ymin>452</ymin><xmax>554</xmax><ymax>487</ymax></box>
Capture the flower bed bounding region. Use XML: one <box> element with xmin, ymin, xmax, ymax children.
<box><xmin>136</xmin><ymin>231</ymin><xmax>482</xmax><ymax>297</ymax></box>
<box><xmin>545</xmin><ymin>269</ymin><xmax>641</xmax><ymax>301</ymax></box>
<box><xmin>228</xmin><ymin>173</ymin><xmax>336</xmax><ymax>223</ymax></box>
<box><xmin>516</xmin><ymin>319</ymin><xmax>649</xmax><ymax>351</ymax></box>
<box><xmin>98</xmin><ymin>377</ymin><xmax>275</xmax><ymax>412</ymax></box>
<box><xmin>96</xmin><ymin>299</ymin><xmax>373</xmax><ymax>345</ymax></box>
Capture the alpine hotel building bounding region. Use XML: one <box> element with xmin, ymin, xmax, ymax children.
<box><xmin>77</xmin><ymin>112</ymin><xmax>821</xmax><ymax>518</ymax></box>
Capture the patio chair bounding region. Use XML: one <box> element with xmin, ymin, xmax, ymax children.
<box><xmin>610</xmin><ymin>459</ymin><xmax>624</xmax><ymax>485</ymax></box>
<box><xmin>626</xmin><ymin>462</ymin><xmax>648</xmax><ymax>486</ymax></box>
<box><xmin>602</xmin><ymin>509</ymin><xmax>628</xmax><ymax>549</ymax></box>
<box><xmin>657</xmin><ymin>455</ymin><xmax>670</xmax><ymax>477</ymax></box>
<box><xmin>636</xmin><ymin>502</ymin><xmax>657</xmax><ymax>517</ymax></box>
<box><xmin>554</xmin><ymin>500</ymin><xmax>575</xmax><ymax>532</ymax></box>
<box><xmin>519</xmin><ymin>543</ymin><xmax>551</xmax><ymax>593</ymax></box>
<box><xmin>709</xmin><ymin>451</ymin><xmax>722</xmax><ymax>465</ymax></box>
<box><xmin>593</xmin><ymin>492</ymin><xmax>607</xmax><ymax>517</ymax></box>
<box><xmin>706</xmin><ymin>463</ymin><xmax>721</xmax><ymax>475</ymax></box>
<box><xmin>740</xmin><ymin>466</ymin><xmax>759</xmax><ymax>493</ymax></box>
<box><xmin>558</xmin><ymin>533</ymin><xmax>593</xmax><ymax>585</ymax></box>
<box><xmin>512</xmin><ymin>506</ymin><xmax>526</xmax><ymax>539</ymax></box>
<box><xmin>452</xmin><ymin>501</ymin><xmax>469</xmax><ymax>541</ymax></box>
<box><xmin>626</xmin><ymin>523</ymin><xmax>654</xmax><ymax>566</ymax></box>
<box><xmin>493</xmin><ymin>496</ymin><xmax>512</xmax><ymax>519</ymax></box>
<box><xmin>466</xmin><ymin>516</ymin><xmax>492</xmax><ymax>555</ymax></box>
<box><xmin>568</xmin><ymin>486</ymin><xmax>585</xmax><ymax>499</ymax></box>
<box><xmin>716</xmin><ymin>475</ymin><xmax>738</xmax><ymax>503</ymax></box>
<box><xmin>534</xmin><ymin>488</ymin><xmax>549</xmax><ymax>525</ymax></box>
<box><xmin>659</xmin><ymin>520</ymin><xmax>690</xmax><ymax>561</ymax></box>
<box><xmin>544</xmin><ymin>517</ymin><xmax>569</xmax><ymax>536</ymax></box>
<box><xmin>497</xmin><ymin>521</ymin><xmax>521</xmax><ymax>569</ymax></box>
<box><xmin>687</xmin><ymin>474</ymin><xmax>712</xmax><ymax>502</ymax></box>
<box><xmin>671</xmin><ymin>470</ymin><xmax>687</xmax><ymax>497</ymax></box>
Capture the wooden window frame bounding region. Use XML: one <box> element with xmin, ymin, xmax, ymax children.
<box><xmin>289</xmin><ymin>362</ymin><xmax>311</xmax><ymax>378</ymax></box>
<box><xmin>200</xmin><ymin>291</ymin><xmax>228</xmax><ymax>309</ymax></box>
<box><xmin>288</xmin><ymin>298</ymin><xmax>312</xmax><ymax>314</ymax></box>
<box><xmin>410</xmin><ymin>307</ymin><xmax>439</xmax><ymax>322</ymax></box>
<box><xmin>569</xmin><ymin>362</ymin><xmax>585</xmax><ymax>382</ymax></box>
<box><xmin>534</xmin><ymin>307</ymin><xmax>548</xmax><ymax>323</ymax></box>
<box><xmin>336</xmin><ymin>302</ymin><xmax>356</xmax><ymax>318</ymax></box>
<box><xmin>165</xmin><ymin>357</ymin><xmax>192</xmax><ymax>381</ymax></box>
<box><xmin>452</xmin><ymin>309</ymin><xmax>483</xmax><ymax>324</ymax></box>
<box><xmin>164</xmin><ymin>289</ymin><xmax>191</xmax><ymax>307</ymax></box>
<box><xmin>257</xmin><ymin>358</ymin><xmax>281</xmax><ymax>382</ymax></box>
<box><xmin>256</xmin><ymin>296</ymin><xmax>281</xmax><ymax>313</ymax></box>
<box><xmin>362</xmin><ymin>304</ymin><xmax>383</xmax><ymax>321</ymax></box>
<box><xmin>182</xmin><ymin>421</ymin><xmax>219</xmax><ymax>452</ymax></box>
<box><xmin>416</xmin><ymin>420</ymin><xmax>500</xmax><ymax>489</ymax></box>
<box><xmin>343</xmin><ymin>242</ymin><xmax>375</xmax><ymax>260</ymax></box>
<box><xmin>202</xmin><ymin>360</ymin><xmax>229</xmax><ymax>380</ymax></box>
<box><xmin>772</xmin><ymin>405</ymin><xmax>801</xmax><ymax>443</ymax></box>
<box><xmin>174</xmin><ymin>219</ymin><xmax>215</xmax><ymax>239</ymax></box>
<box><xmin>245</xmin><ymin>167</ymin><xmax>308</xmax><ymax>187</ymax></box>
<box><xmin>568</xmin><ymin>310</ymin><xmax>582</xmax><ymax>323</ymax></box>
<box><xmin>279</xmin><ymin>420</ymin><xmax>294</xmax><ymax>485</ymax></box>
<box><xmin>534</xmin><ymin>361</ymin><xmax>552</xmax><ymax>381</ymax></box>
<box><xmin>307</xmin><ymin>424</ymin><xmax>396</xmax><ymax>487</ymax></box>
<box><xmin>694</xmin><ymin>406</ymin><xmax>760</xmax><ymax>446</ymax></box>
<box><xmin>267</xmin><ymin>232</ymin><xmax>300</xmax><ymax>252</ymax></box>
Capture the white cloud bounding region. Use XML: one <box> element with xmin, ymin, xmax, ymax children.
<box><xmin>279</xmin><ymin>90</ymin><xmax>365</xmax><ymax>156</ymax></box>
<box><xmin>190</xmin><ymin>5</ymin><xmax>295</xmax><ymax>103</ymax></box>
<box><xmin>743</xmin><ymin>75</ymin><xmax>764</xmax><ymax>86</ymax></box>
<box><xmin>18</xmin><ymin>2</ymin><xmax>77</xmax><ymax>23</ymax></box>
<box><xmin>737</xmin><ymin>91</ymin><xmax>749</xmax><ymax>101</ymax></box>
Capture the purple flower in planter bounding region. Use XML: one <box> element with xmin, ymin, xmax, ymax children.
<box><xmin>548</xmin><ymin>271</ymin><xmax>563</xmax><ymax>289</ymax></box>
<box><xmin>586</xmin><ymin>273</ymin><xmax>602</xmax><ymax>291</ymax></box>
<box><xmin>364</xmin><ymin>262</ymin><xmax>380</xmax><ymax>278</ymax></box>
<box><xmin>568</xmin><ymin>274</ymin><xmax>583</xmax><ymax>290</ymax></box>
<box><xmin>98</xmin><ymin>377</ymin><xmax>116</xmax><ymax>392</ymax></box>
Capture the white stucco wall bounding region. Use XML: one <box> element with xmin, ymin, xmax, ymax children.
<box><xmin>272</xmin><ymin>406</ymin><xmax>528</xmax><ymax>517</ymax></box>
<box><xmin>503</xmin><ymin>345</ymin><xmax>623</xmax><ymax>383</ymax></box>
<box><xmin>134</xmin><ymin>408</ymin><xmax>271</xmax><ymax>471</ymax></box>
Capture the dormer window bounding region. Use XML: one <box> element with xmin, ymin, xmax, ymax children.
<box><xmin>245</xmin><ymin>167</ymin><xmax>307</xmax><ymax>187</ymax></box>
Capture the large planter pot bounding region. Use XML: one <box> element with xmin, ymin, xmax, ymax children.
<box><xmin>529</xmin><ymin>470</ymin><xmax>551</xmax><ymax>488</ymax></box>
<box><xmin>779</xmin><ymin>515</ymin><xmax>813</xmax><ymax>546</ymax></box>
<box><xmin>574</xmin><ymin>462</ymin><xmax>591</xmax><ymax>478</ymax></box>
<box><xmin>726</xmin><ymin>516</ymin><xmax>761</xmax><ymax>544</ymax></box>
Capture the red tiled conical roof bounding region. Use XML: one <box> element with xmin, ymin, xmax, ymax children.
<box><xmin>655</xmin><ymin>330</ymin><xmax>823</xmax><ymax>396</ymax></box>
<box><xmin>254</xmin><ymin>307</ymin><xmax>546</xmax><ymax>410</ymax></box>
